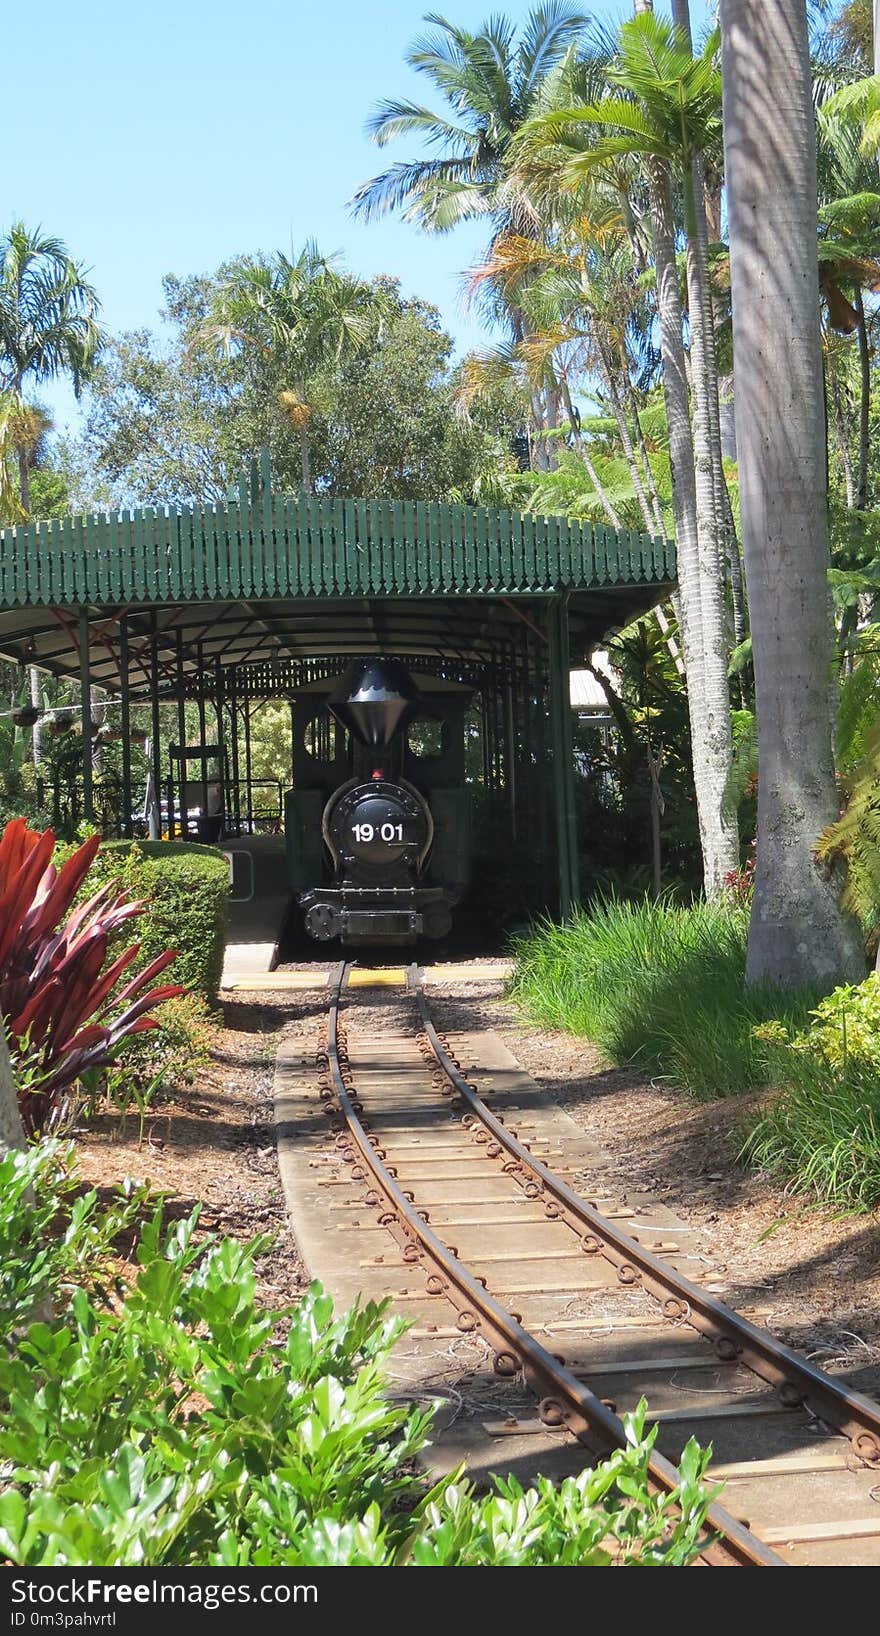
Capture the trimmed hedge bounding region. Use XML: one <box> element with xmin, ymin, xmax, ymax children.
<box><xmin>84</xmin><ymin>841</ymin><xmax>230</xmax><ymax>999</ymax></box>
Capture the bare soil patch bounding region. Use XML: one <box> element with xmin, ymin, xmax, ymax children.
<box><xmin>74</xmin><ymin>993</ymin><xmax>319</xmax><ymax>1309</ymax></box>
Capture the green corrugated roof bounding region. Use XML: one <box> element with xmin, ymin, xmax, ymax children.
<box><xmin>0</xmin><ymin>461</ymin><xmax>676</xmax><ymax>689</ymax></box>
<box><xmin>0</xmin><ymin>467</ymin><xmax>674</xmax><ymax>609</ymax></box>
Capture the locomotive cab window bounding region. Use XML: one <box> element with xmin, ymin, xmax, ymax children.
<box><xmin>303</xmin><ymin>714</ymin><xmax>340</xmax><ymax>762</ymax></box>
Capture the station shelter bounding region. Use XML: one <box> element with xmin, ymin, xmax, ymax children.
<box><xmin>0</xmin><ymin>454</ymin><xmax>676</xmax><ymax>936</ymax></box>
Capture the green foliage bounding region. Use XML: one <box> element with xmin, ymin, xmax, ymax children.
<box><xmin>98</xmin><ymin>992</ymin><xmax>218</xmax><ymax>1144</ymax></box>
<box><xmin>0</xmin><ymin>1143</ymin><xmax>147</xmax><ymax>1335</ymax></box>
<box><xmin>799</xmin><ymin>970</ymin><xmax>880</xmax><ymax>1070</ymax></box>
<box><xmin>402</xmin><ymin>1413</ymin><xmax>714</xmax><ymax>1567</ymax></box>
<box><xmin>74</xmin><ymin>270</ymin><xmax>280</xmax><ymax>506</ymax></box>
<box><xmin>742</xmin><ymin>1043</ymin><xmax>880</xmax><ymax>1213</ymax></box>
<box><xmin>576</xmin><ymin>617</ymin><xmax>703</xmax><ymax>897</ymax></box>
<box><xmin>723</xmin><ymin>709</ymin><xmax>758</xmax><ymax>823</ymax></box>
<box><xmin>744</xmin><ymin>974</ymin><xmax>880</xmax><ymax>1208</ymax></box>
<box><xmin>0</xmin><ymin>1151</ymin><xmax>712</xmax><ymax>1568</ymax></box>
<box><xmin>83</xmin><ymin>841</ymin><xmax>229</xmax><ymax>999</ymax></box>
<box><xmin>817</xmin><ymin>715</ymin><xmax>880</xmax><ymax>930</ymax></box>
<box><xmin>311</xmin><ymin>283</ymin><xmax>509</xmax><ymax>500</ymax></box>
<box><xmin>510</xmin><ymin>898</ymin><xmax>816</xmax><ymax>1099</ymax></box>
<box><xmin>72</xmin><ymin>270</ymin><xmax>514</xmax><ymax>508</ymax></box>
<box><xmin>353</xmin><ymin>6</ymin><xmax>591</xmax><ymax>230</ymax></box>
<box><xmin>124</xmin><ymin>990</ymin><xmax>217</xmax><ymax>1090</ymax></box>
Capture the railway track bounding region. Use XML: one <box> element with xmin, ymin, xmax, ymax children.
<box><xmin>313</xmin><ymin>962</ymin><xmax>880</xmax><ymax>1567</ymax></box>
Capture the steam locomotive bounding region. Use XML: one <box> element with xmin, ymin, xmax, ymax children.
<box><xmin>285</xmin><ymin>659</ymin><xmax>473</xmax><ymax>946</ymax></box>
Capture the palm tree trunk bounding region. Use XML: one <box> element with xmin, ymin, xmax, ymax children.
<box><xmin>647</xmin><ymin>155</ymin><xmax>737</xmax><ymax>893</ymax></box>
<box><xmin>17</xmin><ymin>444</ymin><xmax>30</xmax><ymax>513</ymax></box>
<box><xmin>623</xmin><ymin>374</ymin><xmax>666</xmax><ymax>535</ymax></box>
<box><xmin>16</xmin><ymin>438</ymin><xmax>43</xmax><ymax>769</ymax></box>
<box><xmin>29</xmin><ymin>665</ymin><xmax>42</xmax><ymax>769</ymax></box>
<box><xmin>0</xmin><ymin>1028</ymin><xmax>25</xmax><ymax>1158</ymax></box>
<box><xmin>594</xmin><ymin>330</ymin><xmax>658</xmax><ymax>536</ymax></box>
<box><xmin>721</xmin><ymin>0</ymin><xmax>865</xmax><ymax>987</ymax></box>
<box><xmin>530</xmin><ymin>387</ymin><xmax>550</xmax><ymax>471</ymax></box>
<box><xmin>558</xmin><ymin>376</ymin><xmax>623</xmax><ymax>529</ymax></box>
<box><xmin>829</xmin><ymin>358</ymin><xmax>856</xmax><ymax>509</ymax></box>
<box><xmin>683</xmin><ymin>167</ymin><xmax>738</xmax><ymax>872</ymax></box>
<box><xmin>854</xmin><ymin>288</ymin><xmax>870</xmax><ymax>510</ymax></box>
<box><xmin>299</xmin><ymin>422</ymin><xmax>312</xmax><ymax>495</ymax></box>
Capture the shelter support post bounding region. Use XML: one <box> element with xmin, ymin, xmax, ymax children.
<box><xmin>197</xmin><ymin>641</ymin><xmax>208</xmax><ymax>818</ymax></box>
<box><xmin>244</xmin><ymin>704</ymin><xmax>253</xmax><ymax>834</ymax></box>
<box><xmin>504</xmin><ymin>674</ymin><xmax>517</xmax><ymax>840</ymax></box>
<box><xmin>548</xmin><ymin>595</ymin><xmax>579</xmax><ymax>919</ymax></box>
<box><xmin>230</xmin><ymin>677</ymin><xmax>241</xmax><ymax>835</ymax></box>
<box><xmin>214</xmin><ymin>657</ymin><xmax>226</xmax><ymax>835</ymax></box>
<box><xmin>149</xmin><ymin>617</ymin><xmax>162</xmax><ymax>840</ymax></box>
<box><xmin>119</xmin><ymin>615</ymin><xmax>132</xmax><ymax>839</ymax></box>
<box><xmin>78</xmin><ymin>607</ymin><xmax>93</xmax><ymax>822</ymax></box>
<box><xmin>174</xmin><ymin>631</ymin><xmax>187</xmax><ymax>838</ymax></box>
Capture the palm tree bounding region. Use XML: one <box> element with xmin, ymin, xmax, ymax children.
<box><xmin>472</xmin><ymin>221</ymin><xmax>666</xmax><ymax>533</ymax></box>
<box><xmin>0</xmin><ymin>223</ymin><xmax>102</xmax><ymax>768</ymax></box>
<box><xmin>519</xmin><ymin>12</ymin><xmax>738</xmax><ymax>891</ymax></box>
<box><xmin>721</xmin><ymin>0</ymin><xmax>864</xmax><ymax>986</ymax></box>
<box><xmin>352</xmin><ymin>5</ymin><xmax>592</xmax><ymax>231</ymax></box>
<box><xmin>0</xmin><ymin>223</ymin><xmax>102</xmax><ymax>511</ymax></box>
<box><xmin>352</xmin><ymin>6</ymin><xmax>595</xmax><ymax>465</ymax></box>
<box><xmin>204</xmin><ymin>246</ymin><xmax>377</xmax><ymax>492</ymax></box>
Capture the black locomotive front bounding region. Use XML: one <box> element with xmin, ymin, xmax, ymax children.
<box><xmin>293</xmin><ymin>659</ymin><xmax>467</xmax><ymax>945</ymax></box>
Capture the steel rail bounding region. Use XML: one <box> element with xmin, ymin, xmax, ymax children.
<box><xmin>326</xmin><ymin>962</ymin><xmax>784</xmax><ymax>1568</ymax></box>
<box><xmin>413</xmin><ymin>973</ymin><xmax>880</xmax><ymax>1471</ymax></box>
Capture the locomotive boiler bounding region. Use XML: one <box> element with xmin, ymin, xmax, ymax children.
<box><xmin>285</xmin><ymin>659</ymin><xmax>472</xmax><ymax>946</ymax></box>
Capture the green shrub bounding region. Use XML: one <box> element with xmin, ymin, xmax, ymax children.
<box><xmin>796</xmin><ymin>972</ymin><xmax>880</xmax><ymax>1072</ymax></box>
<box><xmin>0</xmin><ymin>1148</ymin><xmax>714</xmax><ymax>1568</ymax></box>
<box><xmin>124</xmin><ymin>990</ymin><xmax>218</xmax><ymax>1090</ymax></box>
<box><xmin>82</xmin><ymin>841</ymin><xmax>229</xmax><ymax>999</ymax></box>
<box><xmin>743</xmin><ymin>972</ymin><xmax>880</xmax><ymax>1211</ymax></box>
<box><xmin>509</xmin><ymin>897</ymin><xmax>816</xmax><ymax>1099</ymax></box>
<box><xmin>0</xmin><ymin>1144</ymin><xmax>148</xmax><ymax>1334</ymax></box>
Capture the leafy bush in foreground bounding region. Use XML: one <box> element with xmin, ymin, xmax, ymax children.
<box><xmin>0</xmin><ymin>1148</ymin><xmax>714</xmax><ymax>1567</ymax></box>
<box><xmin>509</xmin><ymin>897</ymin><xmax>815</xmax><ymax>1098</ymax></box>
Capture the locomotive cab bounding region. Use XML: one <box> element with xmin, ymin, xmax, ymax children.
<box><xmin>286</xmin><ymin>659</ymin><xmax>472</xmax><ymax>946</ymax></box>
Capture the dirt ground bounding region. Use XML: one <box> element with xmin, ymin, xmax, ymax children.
<box><xmin>431</xmin><ymin>982</ymin><xmax>880</xmax><ymax>1385</ymax></box>
<box><xmin>74</xmin><ymin>975</ymin><xmax>880</xmax><ymax>1387</ymax></box>
<box><xmin>74</xmin><ymin>993</ymin><xmax>312</xmax><ymax>1310</ymax></box>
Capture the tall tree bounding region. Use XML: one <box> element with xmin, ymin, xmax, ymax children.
<box><xmin>0</xmin><ymin>224</ymin><xmax>101</xmax><ymax>511</ymax></box>
<box><xmin>353</xmin><ymin>6</ymin><xmax>594</xmax><ymax>465</ymax></box>
<box><xmin>204</xmin><ymin>245</ymin><xmax>378</xmax><ymax>493</ymax></box>
<box><xmin>0</xmin><ymin>223</ymin><xmax>102</xmax><ymax>767</ymax></box>
<box><xmin>353</xmin><ymin>5</ymin><xmax>590</xmax><ymax>231</ymax></box>
<box><xmin>721</xmin><ymin>0</ymin><xmax>865</xmax><ymax>986</ymax></box>
<box><xmin>520</xmin><ymin>11</ymin><xmax>739</xmax><ymax>890</ymax></box>
<box><xmin>77</xmin><ymin>271</ymin><xmax>507</xmax><ymax>507</ymax></box>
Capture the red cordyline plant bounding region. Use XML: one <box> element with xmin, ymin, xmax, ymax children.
<box><xmin>0</xmin><ymin>820</ymin><xmax>183</xmax><ymax>1135</ymax></box>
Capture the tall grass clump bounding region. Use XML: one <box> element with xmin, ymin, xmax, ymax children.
<box><xmin>509</xmin><ymin>897</ymin><xmax>815</xmax><ymax>1099</ymax></box>
<box><xmin>741</xmin><ymin>1056</ymin><xmax>880</xmax><ymax>1212</ymax></box>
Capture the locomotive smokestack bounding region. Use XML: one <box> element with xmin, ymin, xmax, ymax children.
<box><xmin>329</xmin><ymin>658</ymin><xmax>420</xmax><ymax>749</ymax></box>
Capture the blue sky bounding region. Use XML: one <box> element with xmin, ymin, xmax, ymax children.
<box><xmin>8</xmin><ymin>0</ymin><xmax>711</xmax><ymax>433</ymax></box>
